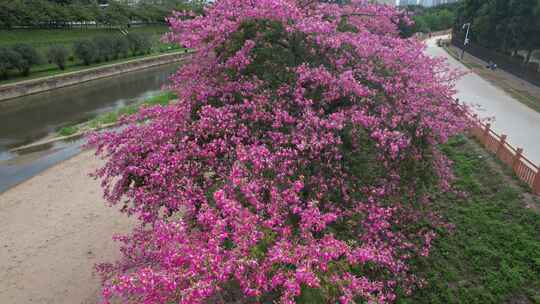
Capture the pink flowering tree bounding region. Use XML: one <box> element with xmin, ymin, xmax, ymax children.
<box><xmin>90</xmin><ymin>0</ymin><xmax>468</xmax><ymax>303</ymax></box>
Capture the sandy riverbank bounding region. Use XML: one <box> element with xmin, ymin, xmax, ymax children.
<box><xmin>0</xmin><ymin>150</ymin><xmax>135</xmax><ymax>304</ymax></box>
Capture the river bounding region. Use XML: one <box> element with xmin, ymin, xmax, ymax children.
<box><xmin>0</xmin><ymin>63</ymin><xmax>179</xmax><ymax>193</ymax></box>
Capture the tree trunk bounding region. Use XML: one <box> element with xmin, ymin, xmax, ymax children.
<box><xmin>502</xmin><ymin>27</ymin><xmax>510</xmax><ymax>54</ymax></box>
<box><xmin>525</xmin><ymin>49</ymin><xmax>533</xmax><ymax>65</ymax></box>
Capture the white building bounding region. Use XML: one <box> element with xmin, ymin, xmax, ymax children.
<box><xmin>399</xmin><ymin>0</ymin><xmax>458</xmax><ymax>6</ymax></box>
<box><xmin>374</xmin><ymin>0</ymin><xmax>397</xmax><ymax>5</ymax></box>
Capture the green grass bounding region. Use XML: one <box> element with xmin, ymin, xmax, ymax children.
<box><xmin>399</xmin><ymin>136</ymin><xmax>540</xmax><ymax>304</ymax></box>
<box><xmin>504</xmin><ymin>87</ymin><xmax>540</xmax><ymax>115</ymax></box>
<box><xmin>58</xmin><ymin>125</ymin><xmax>79</xmax><ymax>137</ymax></box>
<box><xmin>0</xmin><ymin>47</ymin><xmax>186</xmax><ymax>86</ymax></box>
<box><xmin>79</xmin><ymin>91</ymin><xmax>176</xmax><ymax>132</ymax></box>
<box><xmin>0</xmin><ymin>25</ymin><xmax>186</xmax><ymax>85</ymax></box>
<box><xmin>443</xmin><ymin>45</ymin><xmax>484</xmax><ymax>69</ymax></box>
<box><xmin>0</xmin><ymin>25</ymin><xmax>168</xmax><ymax>50</ymax></box>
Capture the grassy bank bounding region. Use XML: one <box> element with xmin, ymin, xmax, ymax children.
<box><xmin>399</xmin><ymin>136</ymin><xmax>540</xmax><ymax>303</ymax></box>
<box><xmin>0</xmin><ymin>25</ymin><xmax>168</xmax><ymax>51</ymax></box>
<box><xmin>0</xmin><ymin>48</ymin><xmax>186</xmax><ymax>86</ymax></box>
<box><xmin>0</xmin><ymin>25</ymin><xmax>185</xmax><ymax>85</ymax></box>
<box><xmin>57</xmin><ymin>91</ymin><xmax>176</xmax><ymax>137</ymax></box>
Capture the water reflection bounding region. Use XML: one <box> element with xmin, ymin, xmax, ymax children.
<box><xmin>0</xmin><ymin>63</ymin><xmax>179</xmax><ymax>193</ymax></box>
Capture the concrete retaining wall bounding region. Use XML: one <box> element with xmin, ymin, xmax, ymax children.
<box><xmin>0</xmin><ymin>51</ymin><xmax>191</xmax><ymax>102</ymax></box>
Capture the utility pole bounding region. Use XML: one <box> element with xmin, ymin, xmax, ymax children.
<box><xmin>460</xmin><ymin>22</ymin><xmax>471</xmax><ymax>60</ymax></box>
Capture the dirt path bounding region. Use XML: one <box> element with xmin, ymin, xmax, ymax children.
<box><xmin>0</xmin><ymin>150</ymin><xmax>135</xmax><ymax>304</ymax></box>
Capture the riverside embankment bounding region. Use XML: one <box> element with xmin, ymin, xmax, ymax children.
<box><xmin>0</xmin><ymin>51</ymin><xmax>190</xmax><ymax>102</ymax></box>
<box><xmin>0</xmin><ymin>41</ymin><xmax>185</xmax><ymax>304</ymax></box>
<box><xmin>0</xmin><ymin>63</ymin><xmax>181</xmax><ymax>193</ymax></box>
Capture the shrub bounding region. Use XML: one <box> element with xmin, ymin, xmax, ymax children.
<box><xmin>11</xmin><ymin>43</ymin><xmax>42</xmax><ymax>76</ymax></box>
<box><xmin>58</xmin><ymin>125</ymin><xmax>79</xmax><ymax>136</ymax></box>
<box><xmin>73</xmin><ymin>40</ymin><xmax>96</xmax><ymax>65</ymax></box>
<box><xmin>47</xmin><ymin>45</ymin><xmax>69</xmax><ymax>70</ymax></box>
<box><xmin>0</xmin><ymin>47</ymin><xmax>21</xmax><ymax>79</ymax></box>
<box><xmin>112</xmin><ymin>36</ymin><xmax>130</xmax><ymax>59</ymax></box>
<box><xmin>90</xmin><ymin>1</ymin><xmax>469</xmax><ymax>303</ymax></box>
<box><xmin>93</xmin><ymin>36</ymin><xmax>115</xmax><ymax>62</ymax></box>
<box><xmin>126</xmin><ymin>32</ymin><xmax>152</xmax><ymax>56</ymax></box>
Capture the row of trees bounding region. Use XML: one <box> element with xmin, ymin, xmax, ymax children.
<box><xmin>455</xmin><ymin>0</ymin><xmax>540</xmax><ymax>63</ymax></box>
<box><xmin>401</xmin><ymin>3</ymin><xmax>457</xmax><ymax>34</ymax></box>
<box><xmin>0</xmin><ymin>44</ymin><xmax>42</xmax><ymax>78</ymax></box>
<box><xmin>398</xmin><ymin>3</ymin><xmax>457</xmax><ymax>37</ymax></box>
<box><xmin>0</xmin><ymin>32</ymin><xmax>155</xmax><ymax>79</ymax></box>
<box><xmin>0</xmin><ymin>0</ymin><xmax>204</xmax><ymax>30</ymax></box>
<box><xmin>413</xmin><ymin>9</ymin><xmax>455</xmax><ymax>33</ymax></box>
<box><xmin>74</xmin><ymin>32</ymin><xmax>153</xmax><ymax>65</ymax></box>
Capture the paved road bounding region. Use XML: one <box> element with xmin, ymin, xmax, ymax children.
<box><xmin>425</xmin><ymin>37</ymin><xmax>540</xmax><ymax>166</ymax></box>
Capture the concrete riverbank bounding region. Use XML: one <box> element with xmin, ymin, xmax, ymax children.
<box><xmin>0</xmin><ymin>51</ymin><xmax>191</xmax><ymax>102</ymax></box>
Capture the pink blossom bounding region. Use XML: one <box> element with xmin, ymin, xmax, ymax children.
<box><xmin>90</xmin><ymin>1</ymin><xmax>469</xmax><ymax>303</ymax></box>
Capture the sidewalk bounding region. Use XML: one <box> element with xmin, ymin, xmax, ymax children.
<box><xmin>425</xmin><ymin>36</ymin><xmax>540</xmax><ymax>165</ymax></box>
<box><xmin>443</xmin><ymin>42</ymin><xmax>540</xmax><ymax>114</ymax></box>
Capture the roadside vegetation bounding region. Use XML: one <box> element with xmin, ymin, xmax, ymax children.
<box><xmin>400</xmin><ymin>136</ymin><xmax>540</xmax><ymax>304</ymax></box>
<box><xmin>454</xmin><ymin>0</ymin><xmax>540</xmax><ymax>65</ymax></box>
<box><xmin>401</xmin><ymin>3</ymin><xmax>457</xmax><ymax>35</ymax></box>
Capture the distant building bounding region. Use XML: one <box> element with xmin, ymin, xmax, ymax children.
<box><xmin>399</xmin><ymin>0</ymin><xmax>418</xmax><ymax>6</ymax></box>
<box><xmin>422</xmin><ymin>0</ymin><xmax>459</xmax><ymax>6</ymax></box>
<box><xmin>399</xmin><ymin>0</ymin><xmax>458</xmax><ymax>6</ymax></box>
<box><xmin>374</xmin><ymin>0</ymin><xmax>397</xmax><ymax>5</ymax></box>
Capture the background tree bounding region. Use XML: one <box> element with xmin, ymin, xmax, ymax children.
<box><xmin>112</xmin><ymin>36</ymin><xmax>130</xmax><ymax>59</ymax></box>
<box><xmin>0</xmin><ymin>0</ymin><xmax>24</xmax><ymax>30</ymax></box>
<box><xmin>0</xmin><ymin>47</ymin><xmax>21</xmax><ymax>79</ymax></box>
<box><xmin>126</xmin><ymin>32</ymin><xmax>152</xmax><ymax>55</ymax></box>
<box><xmin>47</xmin><ymin>44</ymin><xmax>69</xmax><ymax>70</ymax></box>
<box><xmin>92</xmin><ymin>36</ymin><xmax>112</xmax><ymax>62</ymax></box>
<box><xmin>101</xmin><ymin>2</ymin><xmax>131</xmax><ymax>28</ymax></box>
<box><xmin>73</xmin><ymin>39</ymin><xmax>96</xmax><ymax>65</ymax></box>
<box><xmin>11</xmin><ymin>43</ymin><xmax>42</xmax><ymax>76</ymax></box>
<box><xmin>455</xmin><ymin>0</ymin><xmax>540</xmax><ymax>63</ymax></box>
<box><xmin>0</xmin><ymin>0</ymin><xmax>202</xmax><ymax>29</ymax></box>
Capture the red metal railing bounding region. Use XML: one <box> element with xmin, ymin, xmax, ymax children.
<box><xmin>460</xmin><ymin>102</ymin><xmax>540</xmax><ymax>195</ymax></box>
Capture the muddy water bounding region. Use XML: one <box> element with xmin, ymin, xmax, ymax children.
<box><xmin>0</xmin><ymin>63</ymin><xmax>179</xmax><ymax>193</ymax></box>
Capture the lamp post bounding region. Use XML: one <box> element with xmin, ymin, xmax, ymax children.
<box><xmin>460</xmin><ymin>22</ymin><xmax>471</xmax><ymax>60</ymax></box>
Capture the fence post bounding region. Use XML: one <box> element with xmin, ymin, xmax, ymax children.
<box><xmin>512</xmin><ymin>148</ymin><xmax>523</xmax><ymax>174</ymax></box>
<box><xmin>533</xmin><ymin>171</ymin><xmax>540</xmax><ymax>195</ymax></box>
<box><xmin>471</xmin><ymin>114</ymin><xmax>479</xmax><ymax>136</ymax></box>
<box><xmin>496</xmin><ymin>134</ymin><xmax>507</xmax><ymax>157</ymax></box>
<box><xmin>483</xmin><ymin>123</ymin><xmax>491</xmax><ymax>145</ymax></box>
